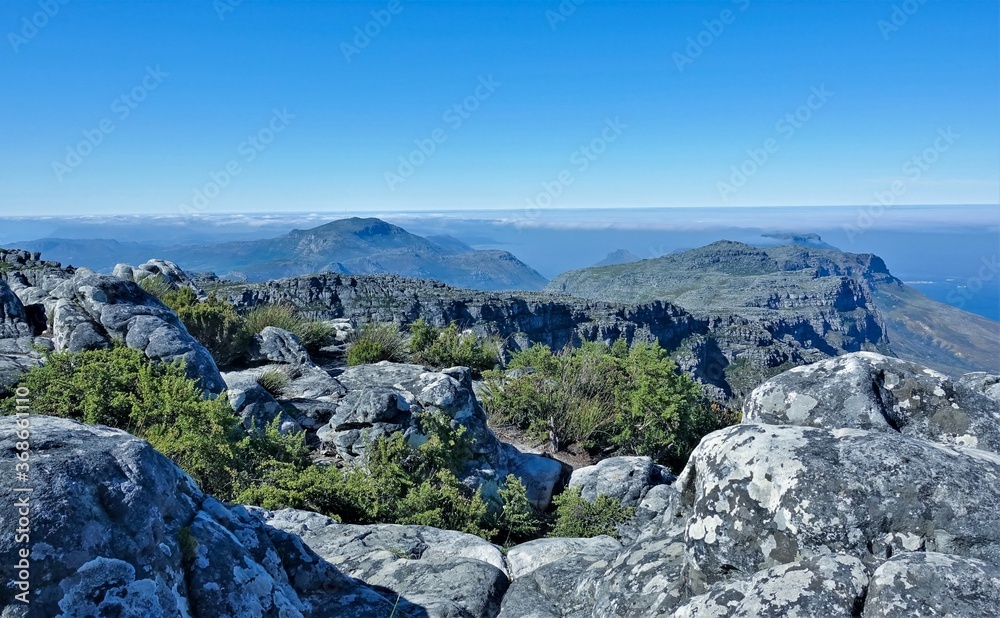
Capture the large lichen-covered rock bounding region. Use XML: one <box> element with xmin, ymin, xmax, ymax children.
<box><xmin>863</xmin><ymin>552</ymin><xmax>1000</xmax><ymax>618</ymax></box>
<box><xmin>678</xmin><ymin>424</ymin><xmax>1000</xmax><ymax>585</ymax></box>
<box><xmin>0</xmin><ymin>416</ymin><xmax>409</xmax><ymax>617</ymax></box>
<box><xmin>672</xmin><ymin>554</ymin><xmax>869</xmax><ymax>618</ymax></box>
<box><xmin>263</xmin><ymin>508</ymin><xmax>509</xmax><ymax>618</ymax></box>
<box><xmin>743</xmin><ymin>352</ymin><xmax>1000</xmax><ymax>454</ymax></box>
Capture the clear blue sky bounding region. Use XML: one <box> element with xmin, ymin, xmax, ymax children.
<box><xmin>2</xmin><ymin>0</ymin><xmax>997</xmax><ymax>216</ymax></box>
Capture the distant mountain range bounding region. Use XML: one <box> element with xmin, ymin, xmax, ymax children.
<box><xmin>16</xmin><ymin>218</ymin><xmax>548</xmax><ymax>291</ymax></box>
<box><xmin>547</xmin><ymin>240</ymin><xmax>999</xmax><ymax>377</ymax></box>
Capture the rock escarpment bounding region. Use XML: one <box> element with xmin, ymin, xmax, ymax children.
<box><xmin>215</xmin><ymin>271</ymin><xmax>887</xmax><ymax>399</ymax></box>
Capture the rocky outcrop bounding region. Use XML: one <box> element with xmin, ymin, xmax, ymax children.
<box><xmin>113</xmin><ymin>259</ymin><xmax>194</xmax><ymax>289</ymax></box>
<box><xmin>492</xmin><ymin>356</ymin><xmax>1000</xmax><ymax>617</ymax></box>
<box><xmin>744</xmin><ymin>352</ymin><xmax>1000</xmax><ymax>454</ymax></box>
<box><xmin>315</xmin><ymin>362</ymin><xmax>565</xmax><ymax>509</ymax></box>
<box><xmin>7</xmin><ymin>271</ymin><xmax>225</xmax><ymax>393</ymax></box>
<box><xmin>0</xmin><ymin>280</ymin><xmax>48</xmax><ymax>395</ymax></box>
<box><xmin>214</xmin><ymin>271</ymin><xmax>887</xmax><ymax>399</ymax></box>
<box><xmin>264</xmin><ymin>509</ymin><xmax>509</xmax><ymax>618</ymax></box>
<box><xmin>0</xmin><ymin>416</ymin><xmax>406</xmax><ymax>616</ymax></box>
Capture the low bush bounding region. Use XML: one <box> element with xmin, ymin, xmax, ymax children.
<box><xmin>245</xmin><ymin>304</ymin><xmax>338</xmax><ymax>353</ymax></box>
<box><xmin>136</xmin><ymin>274</ymin><xmax>175</xmax><ymax>300</ymax></box>
<box><xmin>255</xmin><ymin>367</ymin><xmax>291</xmax><ymax>398</ymax></box>
<box><xmin>238</xmin><ymin>413</ymin><xmax>509</xmax><ymax>540</ymax></box>
<box><xmin>548</xmin><ymin>487</ymin><xmax>634</xmax><ymax>539</ymax></box>
<box><xmin>176</xmin><ymin>297</ymin><xmax>252</xmax><ymax>369</ymax></box>
<box><xmin>482</xmin><ymin>339</ymin><xmax>735</xmax><ymax>471</ymax></box>
<box><xmin>408</xmin><ymin>319</ymin><xmax>500</xmax><ymax>374</ymax></box>
<box><xmin>346</xmin><ymin>322</ymin><xmax>409</xmax><ymax>365</ymax></box>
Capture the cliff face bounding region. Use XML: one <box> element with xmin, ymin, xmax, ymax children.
<box><xmin>215</xmin><ymin>272</ymin><xmax>887</xmax><ymax>399</ymax></box>
<box><xmin>546</xmin><ymin>241</ymin><xmax>996</xmax><ymax>378</ymax></box>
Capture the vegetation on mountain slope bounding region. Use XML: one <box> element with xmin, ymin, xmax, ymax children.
<box><xmin>481</xmin><ymin>339</ymin><xmax>737</xmax><ymax>472</ymax></box>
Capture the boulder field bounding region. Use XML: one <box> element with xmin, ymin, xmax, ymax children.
<box><xmin>1</xmin><ymin>351</ymin><xmax>998</xmax><ymax>616</ymax></box>
<box><xmin>1</xmin><ymin>257</ymin><xmax>999</xmax><ymax>616</ymax></box>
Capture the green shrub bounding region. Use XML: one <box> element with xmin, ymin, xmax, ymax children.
<box><xmin>0</xmin><ymin>345</ymin><xmax>307</xmax><ymax>500</ymax></box>
<box><xmin>295</xmin><ymin>319</ymin><xmax>338</xmax><ymax>352</ymax></box>
<box><xmin>245</xmin><ymin>304</ymin><xmax>302</xmax><ymax>334</ymax></box>
<box><xmin>549</xmin><ymin>487</ymin><xmax>633</xmax><ymax>538</ymax></box>
<box><xmin>244</xmin><ymin>304</ymin><xmax>338</xmax><ymax>354</ymax></box>
<box><xmin>408</xmin><ymin>319</ymin><xmax>500</xmax><ymax>374</ymax></box>
<box><xmin>482</xmin><ymin>339</ymin><xmax>734</xmax><ymax>471</ymax></box>
<box><xmin>137</xmin><ymin>274</ymin><xmax>175</xmax><ymax>300</ymax></box>
<box><xmin>237</xmin><ymin>417</ymin><xmax>501</xmax><ymax>539</ymax></box>
<box><xmin>495</xmin><ymin>474</ymin><xmax>542</xmax><ymax>545</ymax></box>
<box><xmin>161</xmin><ymin>286</ymin><xmax>199</xmax><ymax>312</ymax></box>
<box><xmin>176</xmin><ymin>297</ymin><xmax>252</xmax><ymax>369</ymax></box>
<box><xmin>0</xmin><ymin>345</ymin><xmax>306</xmax><ymax>500</ymax></box>
<box><xmin>346</xmin><ymin>323</ymin><xmax>409</xmax><ymax>365</ymax></box>
<box><xmin>255</xmin><ymin>368</ymin><xmax>291</xmax><ymax>398</ymax></box>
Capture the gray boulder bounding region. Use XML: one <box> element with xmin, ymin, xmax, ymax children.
<box><xmin>114</xmin><ymin>259</ymin><xmax>194</xmax><ymax>289</ymax></box>
<box><xmin>863</xmin><ymin>552</ymin><xmax>1000</xmax><ymax>618</ymax></box>
<box><xmin>318</xmin><ymin>362</ymin><xmax>564</xmax><ymax>508</ymax></box>
<box><xmin>263</xmin><ymin>508</ymin><xmax>508</xmax><ymax>618</ymax></box>
<box><xmin>679</xmin><ymin>424</ymin><xmax>1000</xmax><ymax>586</ymax></box>
<box><xmin>43</xmin><ymin>273</ymin><xmax>225</xmax><ymax>393</ymax></box>
<box><xmin>249</xmin><ymin>326</ymin><xmax>313</xmax><ymax>366</ymax></box>
<box><xmin>672</xmin><ymin>554</ymin><xmax>869</xmax><ymax>618</ymax></box>
<box><xmin>506</xmin><ymin>536</ymin><xmax>620</xmax><ymax>580</ymax></box>
<box><xmin>743</xmin><ymin>352</ymin><xmax>1000</xmax><ymax>454</ymax></box>
<box><xmin>0</xmin><ymin>335</ymin><xmax>50</xmax><ymax>396</ymax></box>
<box><xmin>499</xmin><ymin>537</ymin><xmax>621</xmax><ymax>618</ymax></box>
<box><xmin>568</xmin><ymin>456</ymin><xmax>674</xmax><ymax>508</ymax></box>
<box><xmin>960</xmin><ymin>371</ymin><xmax>1000</xmax><ymax>403</ymax></box>
<box><xmin>0</xmin><ymin>415</ymin><xmax>411</xmax><ymax>617</ymax></box>
<box><xmin>0</xmin><ymin>281</ymin><xmax>32</xmax><ymax>339</ymax></box>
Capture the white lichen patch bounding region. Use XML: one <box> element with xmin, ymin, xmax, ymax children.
<box><xmin>955</xmin><ymin>434</ymin><xmax>979</xmax><ymax>448</ymax></box>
